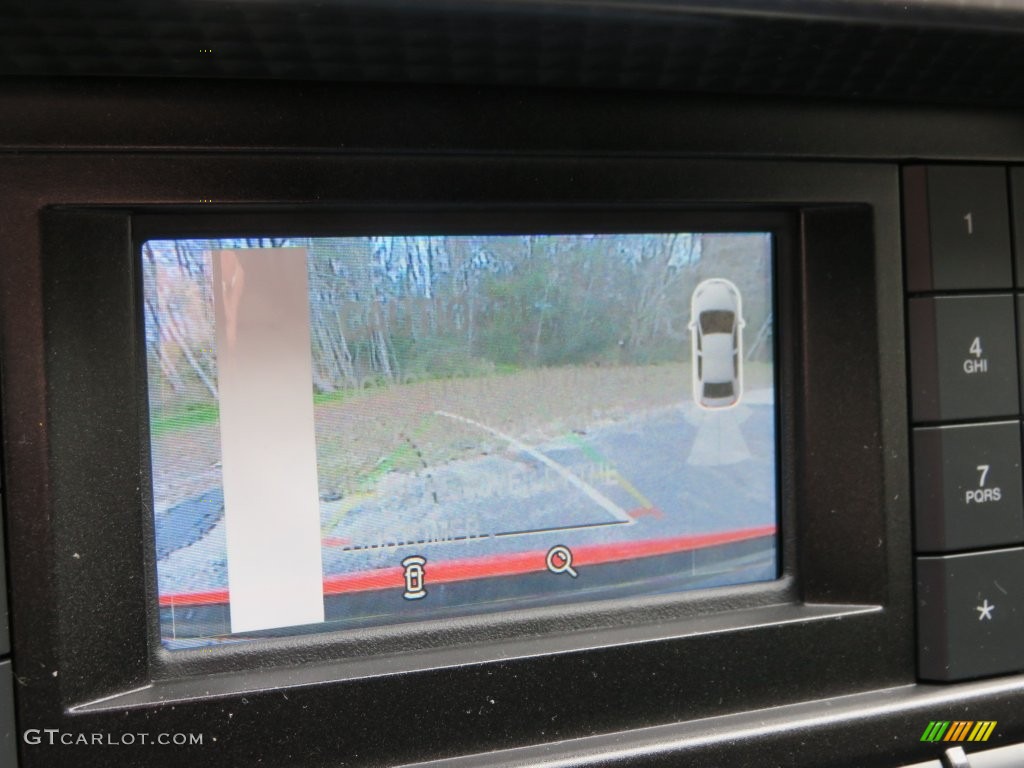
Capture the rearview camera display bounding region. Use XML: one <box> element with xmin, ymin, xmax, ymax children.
<box><xmin>142</xmin><ymin>230</ymin><xmax>778</xmax><ymax>648</ymax></box>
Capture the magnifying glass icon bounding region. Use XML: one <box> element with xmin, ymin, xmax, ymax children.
<box><xmin>546</xmin><ymin>545</ymin><xmax>578</xmax><ymax>578</ymax></box>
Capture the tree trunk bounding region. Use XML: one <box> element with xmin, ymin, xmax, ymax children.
<box><xmin>164</xmin><ymin>311</ymin><xmax>219</xmax><ymax>399</ymax></box>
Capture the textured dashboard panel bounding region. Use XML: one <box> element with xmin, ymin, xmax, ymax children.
<box><xmin>4</xmin><ymin>1</ymin><xmax>1024</xmax><ymax>106</ymax></box>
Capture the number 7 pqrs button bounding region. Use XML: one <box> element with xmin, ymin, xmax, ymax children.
<box><xmin>913</xmin><ymin>421</ymin><xmax>1024</xmax><ymax>552</ymax></box>
<box><xmin>909</xmin><ymin>295</ymin><xmax>1019</xmax><ymax>423</ymax></box>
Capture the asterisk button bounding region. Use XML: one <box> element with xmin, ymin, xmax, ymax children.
<box><xmin>976</xmin><ymin>599</ymin><xmax>995</xmax><ymax>621</ymax></box>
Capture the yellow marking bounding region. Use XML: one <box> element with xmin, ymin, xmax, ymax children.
<box><xmin>435</xmin><ymin>410</ymin><xmax>633</xmax><ymax>523</ymax></box>
<box><xmin>610</xmin><ymin>469</ymin><xmax>656</xmax><ymax>510</ymax></box>
<box><xmin>563</xmin><ymin>433</ymin><xmax>654</xmax><ymax>513</ymax></box>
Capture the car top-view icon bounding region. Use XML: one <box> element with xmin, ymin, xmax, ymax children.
<box><xmin>689</xmin><ymin>278</ymin><xmax>745</xmax><ymax>410</ymax></box>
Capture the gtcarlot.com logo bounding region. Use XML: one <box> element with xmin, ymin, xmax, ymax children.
<box><xmin>920</xmin><ymin>721</ymin><xmax>997</xmax><ymax>743</ymax></box>
<box><xmin>24</xmin><ymin>729</ymin><xmax>204</xmax><ymax>747</ymax></box>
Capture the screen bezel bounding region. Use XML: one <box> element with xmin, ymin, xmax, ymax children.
<box><xmin>2</xmin><ymin>153</ymin><xmax>911</xmax><ymax>768</ymax></box>
<box><xmin>133</xmin><ymin>208</ymin><xmax>792</xmax><ymax>665</ymax></box>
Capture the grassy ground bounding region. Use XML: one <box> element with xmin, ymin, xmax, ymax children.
<box><xmin>150</xmin><ymin>402</ymin><xmax>221</xmax><ymax>437</ymax></box>
<box><xmin>150</xmin><ymin>361</ymin><xmax>774</xmax><ymax>503</ymax></box>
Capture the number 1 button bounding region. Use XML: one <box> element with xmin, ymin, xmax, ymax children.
<box><xmin>904</xmin><ymin>166</ymin><xmax>1013</xmax><ymax>292</ymax></box>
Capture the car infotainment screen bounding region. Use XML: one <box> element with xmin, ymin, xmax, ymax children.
<box><xmin>142</xmin><ymin>230</ymin><xmax>779</xmax><ymax>648</ymax></box>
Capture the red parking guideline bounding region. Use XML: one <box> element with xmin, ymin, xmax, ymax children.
<box><xmin>160</xmin><ymin>524</ymin><xmax>777</xmax><ymax>607</ymax></box>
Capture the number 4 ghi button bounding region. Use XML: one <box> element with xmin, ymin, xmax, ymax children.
<box><xmin>909</xmin><ymin>295</ymin><xmax>1019</xmax><ymax>423</ymax></box>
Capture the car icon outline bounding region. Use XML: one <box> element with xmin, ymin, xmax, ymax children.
<box><xmin>688</xmin><ymin>278</ymin><xmax>745</xmax><ymax>410</ymax></box>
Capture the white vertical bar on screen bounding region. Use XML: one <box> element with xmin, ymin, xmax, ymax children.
<box><xmin>212</xmin><ymin>247</ymin><xmax>324</xmax><ymax>633</ymax></box>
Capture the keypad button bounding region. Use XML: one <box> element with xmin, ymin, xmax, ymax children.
<box><xmin>970</xmin><ymin>743</ymin><xmax>1024</xmax><ymax>768</ymax></box>
<box><xmin>909</xmin><ymin>295</ymin><xmax>1019</xmax><ymax>423</ymax></box>
<box><xmin>913</xmin><ymin>421</ymin><xmax>1024</xmax><ymax>553</ymax></box>
<box><xmin>1010</xmin><ymin>167</ymin><xmax>1024</xmax><ymax>288</ymax></box>
<box><xmin>904</xmin><ymin>166</ymin><xmax>1013</xmax><ymax>292</ymax></box>
<box><xmin>917</xmin><ymin>548</ymin><xmax>1024</xmax><ymax>681</ymax></box>
<box><xmin>1016</xmin><ymin>295</ymin><xmax>1024</xmax><ymax>415</ymax></box>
